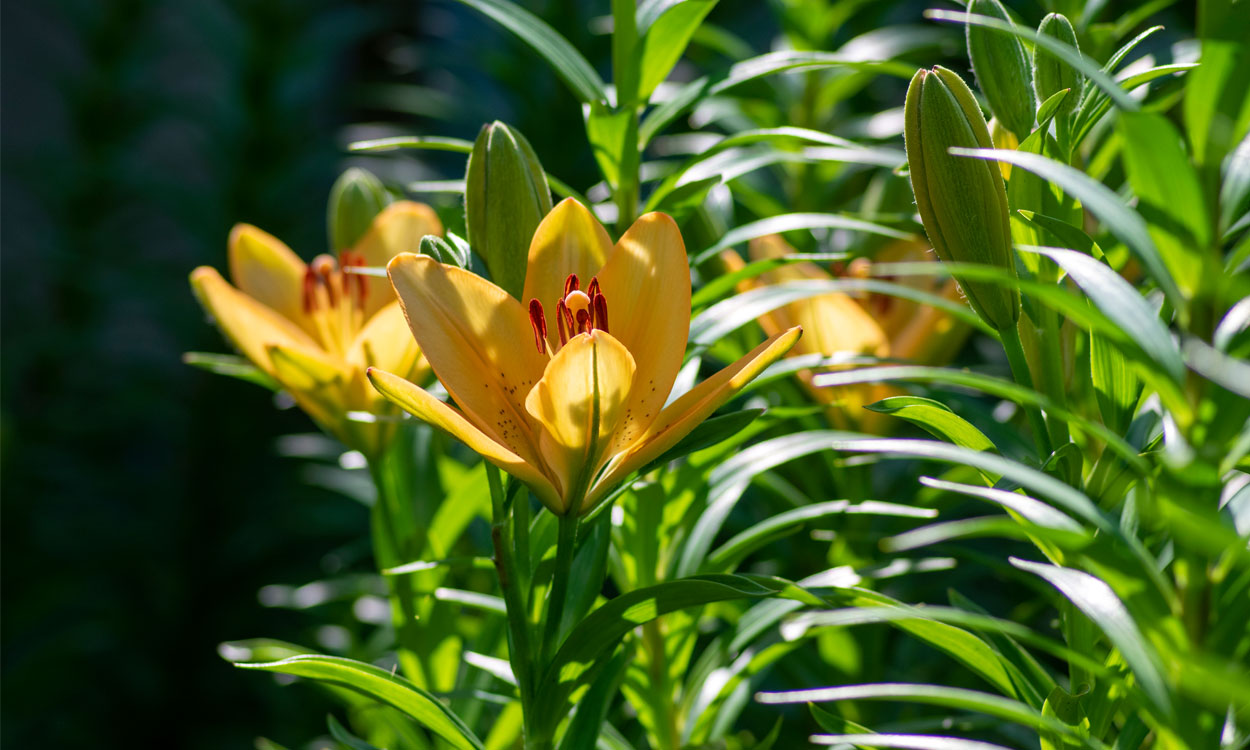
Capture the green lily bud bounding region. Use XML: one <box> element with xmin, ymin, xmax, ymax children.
<box><xmin>465</xmin><ymin>121</ymin><xmax>553</xmax><ymax>299</ymax></box>
<box><xmin>1033</xmin><ymin>13</ymin><xmax>1083</xmax><ymax>119</ymax></box>
<box><xmin>904</xmin><ymin>66</ymin><xmax>1019</xmax><ymax>332</ymax></box>
<box><xmin>327</xmin><ymin>167</ymin><xmax>390</xmax><ymax>251</ymax></box>
<box><xmin>966</xmin><ymin>0</ymin><xmax>1035</xmax><ymax>139</ymax></box>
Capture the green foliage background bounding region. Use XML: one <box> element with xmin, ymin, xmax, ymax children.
<box><xmin>0</xmin><ymin>0</ymin><xmax>1215</xmax><ymax>748</ymax></box>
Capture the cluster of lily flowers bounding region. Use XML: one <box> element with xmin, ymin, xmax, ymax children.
<box><xmin>191</xmin><ymin>197</ymin><xmax>963</xmax><ymax>516</ymax></box>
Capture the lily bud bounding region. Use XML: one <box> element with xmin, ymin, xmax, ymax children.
<box><xmin>327</xmin><ymin>167</ymin><xmax>390</xmax><ymax>251</ymax></box>
<box><xmin>904</xmin><ymin>66</ymin><xmax>1019</xmax><ymax>332</ymax></box>
<box><xmin>465</xmin><ymin>121</ymin><xmax>553</xmax><ymax>299</ymax></box>
<box><xmin>966</xmin><ymin>0</ymin><xmax>1035</xmax><ymax>139</ymax></box>
<box><xmin>1033</xmin><ymin>13</ymin><xmax>1083</xmax><ymax>120</ymax></box>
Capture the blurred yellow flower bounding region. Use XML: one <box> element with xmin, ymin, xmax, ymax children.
<box><xmin>191</xmin><ymin>202</ymin><xmax>442</xmax><ymax>457</ymax></box>
<box><xmin>723</xmin><ymin>234</ymin><xmax>968</xmax><ymax>432</ymax></box>
<box><xmin>369</xmin><ymin>198</ymin><xmax>801</xmax><ymax>515</ymax></box>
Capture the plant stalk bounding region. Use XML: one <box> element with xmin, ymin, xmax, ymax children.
<box><xmin>368</xmin><ymin>452</ymin><xmax>426</xmax><ymax>685</ymax></box>
<box><xmin>540</xmin><ymin>511</ymin><xmax>580</xmax><ymax>671</ymax></box>
<box><xmin>1000</xmin><ymin>323</ymin><xmax>1054</xmax><ymax>461</ymax></box>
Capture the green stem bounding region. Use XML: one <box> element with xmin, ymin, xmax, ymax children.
<box><xmin>1035</xmin><ymin>308</ymin><xmax>1072</xmax><ymax>449</ymax></box>
<box><xmin>487</xmin><ymin>465</ymin><xmax>536</xmax><ymax>713</ymax></box>
<box><xmin>368</xmin><ymin>454</ymin><xmax>425</xmax><ymax>684</ymax></box>
<box><xmin>540</xmin><ymin>512</ymin><xmax>580</xmax><ymax>671</ymax></box>
<box><xmin>1000</xmin><ymin>323</ymin><xmax>1054</xmax><ymax>461</ymax></box>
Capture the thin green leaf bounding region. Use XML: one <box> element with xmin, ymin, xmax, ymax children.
<box><xmin>1021</xmin><ymin>246</ymin><xmax>1183</xmax><ymax>383</ymax></box>
<box><xmin>927</xmin><ymin>10</ymin><xmax>1135</xmax><ymax>111</ymax></box>
<box><xmin>1009</xmin><ymin>558</ymin><xmax>1171</xmax><ymax>717</ymax></box>
<box><xmin>537</xmin><ymin>575</ymin><xmax>784</xmax><ymax>721</ymax></box>
<box><xmin>688</xmin><ymin>279</ymin><xmax>993</xmax><ymax>350</ymax></box>
<box><xmin>238</xmin><ymin>655</ymin><xmax>484</xmax><ymax>750</ymax></box>
<box><xmin>348</xmin><ymin>136</ymin><xmax>476</xmax><ymax>153</ymax></box>
<box><xmin>183</xmin><ymin>352</ymin><xmax>280</xmax><ymax>391</ymax></box>
<box><xmin>810</xmin><ymin>735</ymin><xmax>1013</xmax><ymax>750</ymax></box>
<box><xmin>691</xmin><ymin>214</ymin><xmax>913</xmax><ymax>266</ymax></box>
<box><xmin>813</xmin><ymin>367</ymin><xmax>1148</xmax><ymax>476</ymax></box>
<box><xmin>637</xmin><ymin>0</ymin><xmax>718</xmax><ymax>99</ymax></box>
<box><xmin>948</xmin><ymin>147</ymin><xmax>1181</xmax><ymax>305</ymax></box>
<box><xmin>758</xmin><ymin>683</ymin><xmax>1082</xmax><ymax>740</ymax></box>
<box><xmin>706</xmin><ymin>500</ymin><xmax>935</xmax><ymax>571</ymax></box>
<box><xmin>864</xmin><ymin>397</ymin><xmax>996</xmax><ymax>454</ymax></box>
<box><xmin>453</xmin><ymin>0</ymin><xmax>607</xmax><ymax>103</ymax></box>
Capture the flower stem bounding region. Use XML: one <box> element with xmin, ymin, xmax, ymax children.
<box><xmin>1000</xmin><ymin>323</ymin><xmax>1054</xmax><ymax>461</ymax></box>
<box><xmin>540</xmin><ymin>511</ymin><xmax>580</xmax><ymax>671</ymax></box>
<box><xmin>487</xmin><ymin>465</ymin><xmax>535</xmax><ymax>712</ymax></box>
<box><xmin>368</xmin><ymin>453</ymin><xmax>425</xmax><ymax>683</ymax></box>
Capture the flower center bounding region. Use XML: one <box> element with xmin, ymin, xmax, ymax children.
<box><xmin>527</xmin><ymin>273</ymin><xmax>610</xmax><ymax>353</ymax></box>
<box><xmin>300</xmin><ymin>251</ymin><xmax>370</xmax><ymax>354</ymax></box>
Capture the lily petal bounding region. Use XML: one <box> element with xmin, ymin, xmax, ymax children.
<box><xmin>190</xmin><ymin>266</ymin><xmax>323</xmax><ymax>379</ymax></box>
<box><xmin>522</xmin><ymin>198</ymin><xmax>613</xmax><ymax>347</ymax></box>
<box><xmin>747</xmin><ymin>236</ymin><xmax>888</xmax><ymax>358</ymax></box>
<box><xmin>354</xmin><ymin>202</ymin><xmax>445</xmax><ymax>318</ymax></box>
<box><xmin>228</xmin><ymin>224</ymin><xmax>309</xmax><ymax>332</ymax></box>
<box><xmin>387</xmin><ymin>253</ymin><xmax>550</xmax><ymax>471</ymax></box>
<box><xmin>524</xmin><ymin>331</ymin><xmax>636</xmax><ymax>510</ymax></box>
<box><xmin>585</xmin><ymin>326</ymin><xmax>802</xmax><ymax>511</ymax></box>
<box><xmin>368</xmin><ymin>367</ymin><xmax>561</xmax><ymax>510</ymax></box>
<box><xmin>596</xmin><ymin>212</ymin><xmax>691</xmax><ymax>454</ymax></box>
<box><xmin>268</xmin><ymin>343</ymin><xmax>353</xmax><ymax>447</ymax></box>
<box><xmin>348</xmin><ymin>301</ymin><xmax>422</xmax><ymax>379</ymax></box>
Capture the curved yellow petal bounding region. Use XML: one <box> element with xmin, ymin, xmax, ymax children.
<box><xmin>521</xmin><ymin>198</ymin><xmax>613</xmax><ymax>347</ymax></box>
<box><xmin>266</xmin><ymin>343</ymin><xmax>361</xmax><ymax>448</ymax></box>
<box><xmin>368</xmin><ymin>367</ymin><xmax>561</xmax><ymax>510</ymax></box>
<box><xmin>348</xmin><ymin>301</ymin><xmax>421</xmax><ymax>377</ymax></box>
<box><xmin>354</xmin><ymin>202</ymin><xmax>445</xmax><ymax>318</ymax></box>
<box><xmin>387</xmin><ymin>253</ymin><xmax>550</xmax><ymax>471</ymax></box>
<box><xmin>524</xmin><ymin>331</ymin><xmax>636</xmax><ymax>511</ymax></box>
<box><xmin>228</xmin><ymin>224</ymin><xmax>309</xmax><ymax>331</ymax></box>
<box><xmin>595</xmin><ymin>212</ymin><xmax>691</xmax><ymax>455</ymax></box>
<box><xmin>190</xmin><ymin>266</ymin><xmax>323</xmax><ymax>379</ymax></box>
<box><xmin>747</xmin><ymin>236</ymin><xmax>888</xmax><ymax>358</ymax></box>
<box><xmin>722</xmin><ymin>245</ymin><xmax>807</xmax><ymax>353</ymax></box>
<box><xmin>584</xmin><ymin>326</ymin><xmax>802</xmax><ymax>511</ymax></box>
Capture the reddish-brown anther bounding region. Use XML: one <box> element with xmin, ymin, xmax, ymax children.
<box><xmin>592</xmin><ymin>291</ymin><xmax>609</xmax><ymax>333</ymax></box>
<box><xmin>556</xmin><ymin>299</ymin><xmax>573</xmax><ymax>346</ymax></box>
<box><xmin>563</xmin><ymin>273</ymin><xmax>579</xmax><ymax>296</ymax></box>
<box><xmin>302</xmin><ymin>267</ymin><xmax>319</xmax><ymax>314</ymax></box>
<box><xmin>528</xmin><ymin>299</ymin><xmax>548</xmax><ymax>353</ymax></box>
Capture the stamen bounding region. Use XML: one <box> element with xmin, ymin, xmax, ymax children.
<box><xmin>586</xmin><ymin>277</ymin><xmax>600</xmax><ymax>298</ymax></box>
<box><xmin>312</xmin><ymin>255</ymin><xmax>338</xmax><ymax>308</ymax></box>
<box><xmin>563</xmin><ymin>273</ymin><xmax>579</xmax><ymax>296</ymax></box>
<box><xmin>340</xmin><ymin>250</ymin><xmax>368</xmax><ymax>309</ymax></box>
<box><xmin>302</xmin><ymin>267</ymin><xmax>318</xmax><ymax>314</ymax></box>
<box><xmin>556</xmin><ymin>299</ymin><xmax>572</xmax><ymax>346</ymax></box>
<box><xmin>575</xmin><ymin>308</ymin><xmax>590</xmax><ymax>335</ymax></box>
<box><xmin>528</xmin><ymin>299</ymin><xmax>547</xmax><ymax>354</ymax></box>
<box><xmin>592</xmin><ymin>292</ymin><xmax>609</xmax><ymax>332</ymax></box>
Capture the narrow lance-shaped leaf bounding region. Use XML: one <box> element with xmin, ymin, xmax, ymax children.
<box><xmin>238</xmin><ymin>655</ymin><xmax>484</xmax><ymax>750</ymax></box>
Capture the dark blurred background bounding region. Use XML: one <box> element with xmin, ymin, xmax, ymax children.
<box><xmin>1</xmin><ymin>0</ymin><xmax>1190</xmax><ymax>746</ymax></box>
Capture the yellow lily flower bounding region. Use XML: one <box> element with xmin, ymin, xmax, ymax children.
<box><xmin>368</xmin><ymin>198</ymin><xmax>801</xmax><ymax>515</ymax></box>
<box><xmin>190</xmin><ymin>201</ymin><xmax>443</xmax><ymax>457</ymax></box>
<box><xmin>722</xmin><ymin>234</ymin><xmax>968</xmax><ymax>432</ymax></box>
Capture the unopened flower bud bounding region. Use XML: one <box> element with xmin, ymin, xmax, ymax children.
<box><xmin>419</xmin><ymin>235</ymin><xmax>468</xmax><ymax>268</ymax></box>
<box><xmin>465</xmin><ymin>121</ymin><xmax>553</xmax><ymax>299</ymax></box>
<box><xmin>904</xmin><ymin>66</ymin><xmax>1019</xmax><ymax>332</ymax></box>
<box><xmin>1033</xmin><ymin>13</ymin><xmax>1083</xmax><ymax>120</ymax></box>
<box><xmin>966</xmin><ymin>0</ymin><xmax>1035</xmax><ymax>139</ymax></box>
<box><xmin>327</xmin><ymin>167</ymin><xmax>390</xmax><ymax>251</ymax></box>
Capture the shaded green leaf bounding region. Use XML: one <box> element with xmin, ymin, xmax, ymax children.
<box><xmin>239</xmin><ymin>655</ymin><xmax>484</xmax><ymax>750</ymax></box>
